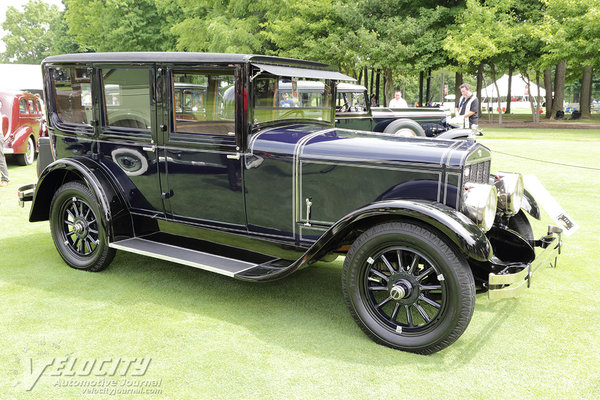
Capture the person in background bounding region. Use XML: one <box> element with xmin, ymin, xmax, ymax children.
<box><xmin>455</xmin><ymin>83</ymin><xmax>479</xmax><ymax>130</ymax></box>
<box><xmin>0</xmin><ymin>107</ymin><xmax>9</xmax><ymax>187</ymax></box>
<box><xmin>279</xmin><ymin>92</ymin><xmax>296</xmax><ymax>107</ymax></box>
<box><xmin>388</xmin><ymin>90</ymin><xmax>408</xmax><ymax>108</ymax></box>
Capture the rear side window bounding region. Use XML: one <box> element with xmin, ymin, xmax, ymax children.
<box><xmin>19</xmin><ymin>99</ymin><xmax>28</xmax><ymax>114</ymax></box>
<box><xmin>27</xmin><ymin>99</ymin><xmax>36</xmax><ymax>113</ymax></box>
<box><xmin>102</xmin><ymin>68</ymin><xmax>151</xmax><ymax>130</ymax></box>
<box><xmin>51</xmin><ymin>67</ymin><xmax>92</xmax><ymax>125</ymax></box>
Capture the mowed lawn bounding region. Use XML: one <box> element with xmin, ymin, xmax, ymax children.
<box><xmin>1</xmin><ymin>128</ymin><xmax>598</xmax><ymax>399</ymax></box>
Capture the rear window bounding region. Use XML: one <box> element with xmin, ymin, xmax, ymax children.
<box><xmin>51</xmin><ymin>67</ymin><xmax>93</xmax><ymax>125</ymax></box>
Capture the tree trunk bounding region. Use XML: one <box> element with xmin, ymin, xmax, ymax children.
<box><xmin>476</xmin><ymin>63</ymin><xmax>483</xmax><ymax>118</ymax></box>
<box><xmin>490</xmin><ymin>64</ymin><xmax>502</xmax><ymax>124</ymax></box>
<box><xmin>454</xmin><ymin>72</ymin><xmax>463</xmax><ymax>112</ymax></box>
<box><xmin>426</xmin><ymin>68</ymin><xmax>431</xmax><ymax>105</ymax></box>
<box><xmin>506</xmin><ymin>64</ymin><xmax>514</xmax><ymax>114</ymax></box>
<box><xmin>523</xmin><ymin>72</ymin><xmax>538</xmax><ymax>123</ymax></box>
<box><xmin>580</xmin><ymin>65</ymin><xmax>593</xmax><ymax>119</ymax></box>
<box><xmin>544</xmin><ymin>67</ymin><xmax>553</xmax><ymax>119</ymax></box>
<box><xmin>418</xmin><ymin>71</ymin><xmax>424</xmax><ymax>107</ymax></box>
<box><xmin>440</xmin><ymin>72</ymin><xmax>445</xmax><ymax>104</ymax></box>
<box><xmin>535</xmin><ymin>71</ymin><xmax>542</xmax><ymax>123</ymax></box>
<box><xmin>370</xmin><ymin>68</ymin><xmax>375</xmax><ymax>99</ymax></box>
<box><xmin>550</xmin><ymin>61</ymin><xmax>566</xmax><ymax>119</ymax></box>
<box><xmin>363</xmin><ymin>67</ymin><xmax>369</xmax><ymax>90</ymax></box>
<box><xmin>384</xmin><ymin>68</ymin><xmax>394</xmax><ymax>106</ymax></box>
<box><xmin>375</xmin><ymin>70</ymin><xmax>381</xmax><ymax>106</ymax></box>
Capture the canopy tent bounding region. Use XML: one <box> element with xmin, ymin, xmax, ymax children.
<box><xmin>0</xmin><ymin>64</ymin><xmax>43</xmax><ymax>93</ymax></box>
<box><xmin>482</xmin><ymin>74</ymin><xmax>546</xmax><ymax>99</ymax></box>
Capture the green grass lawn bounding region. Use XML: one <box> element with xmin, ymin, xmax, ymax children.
<box><xmin>1</xmin><ymin>129</ymin><xmax>599</xmax><ymax>399</ymax></box>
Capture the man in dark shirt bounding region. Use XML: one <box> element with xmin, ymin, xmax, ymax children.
<box><xmin>456</xmin><ymin>83</ymin><xmax>479</xmax><ymax>129</ymax></box>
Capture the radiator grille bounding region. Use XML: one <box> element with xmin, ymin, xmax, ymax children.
<box><xmin>466</xmin><ymin>160</ymin><xmax>491</xmax><ymax>184</ymax></box>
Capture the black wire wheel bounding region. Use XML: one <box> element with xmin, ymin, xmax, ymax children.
<box><xmin>342</xmin><ymin>222</ymin><xmax>475</xmax><ymax>354</ymax></box>
<box><xmin>50</xmin><ymin>181</ymin><xmax>115</xmax><ymax>272</ymax></box>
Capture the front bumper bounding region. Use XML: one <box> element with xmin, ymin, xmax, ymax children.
<box><xmin>488</xmin><ymin>225</ymin><xmax>563</xmax><ymax>300</ymax></box>
<box><xmin>17</xmin><ymin>184</ymin><xmax>36</xmax><ymax>207</ymax></box>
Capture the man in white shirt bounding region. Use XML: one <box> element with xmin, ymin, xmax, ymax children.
<box><xmin>389</xmin><ymin>90</ymin><xmax>408</xmax><ymax>108</ymax></box>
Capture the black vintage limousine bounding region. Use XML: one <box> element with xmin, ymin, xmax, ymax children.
<box><xmin>18</xmin><ymin>53</ymin><xmax>562</xmax><ymax>354</ymax></box>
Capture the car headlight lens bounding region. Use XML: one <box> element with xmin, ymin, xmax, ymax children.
<box><xmin>494</xmin><ymin>172</ymin><xmax>524</xmax><ymax>216</ymax></box>
<box><xmin>462</xmin><ymin>183</ymin><xmax>498</xmax><ymax>231</ymax></box>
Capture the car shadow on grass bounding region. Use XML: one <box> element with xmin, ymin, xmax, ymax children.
<box><xmin>2</xmin><ymin>231</ymin><xmax>514</xmax><ymax>367</ymax></box>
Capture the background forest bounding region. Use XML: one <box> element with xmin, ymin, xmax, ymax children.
<box><xmin>2</xmin><ymin>0</ymin><xmax>600</xmax><ymax>119</ymax></box>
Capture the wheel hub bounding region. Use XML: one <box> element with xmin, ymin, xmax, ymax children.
<box><xmin>388</xmin><ymin>274</ymin><xmax>420</xmax><ymax>305</ymax></box>
<box><xmin>73</xmin><ymin>219</ymin><xmax>88</xmax><ymax>238</ymax></box>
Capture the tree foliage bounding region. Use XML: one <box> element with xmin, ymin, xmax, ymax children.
<box><xmin>1</xmin><ymin>0</ymin><xmax>62</xmax><ymax>63</ymax></box>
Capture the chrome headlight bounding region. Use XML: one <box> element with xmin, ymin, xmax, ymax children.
<box><xmin>462</xmin><ymin>183</ymin><xmax>498</xmax><ymax>231</ymax></box>
<box><xmin>493</xmin><ymin>172</ymin><xmax>524</xmax><ymax>216</ymax></box>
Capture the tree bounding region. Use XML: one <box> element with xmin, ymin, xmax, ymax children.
<box><xmin>65</xmin><ymin>0</ymin><xmax>181</xmax><ymax>52</ymax></box>
<box><xmin>1</xmin><ymin>0</ymin><xmax>62</xmax><ymax>63</ymax></box>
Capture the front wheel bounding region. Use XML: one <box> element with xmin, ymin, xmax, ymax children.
<box><xmin>342</xmin><ymin>222</ymin><xmax>475</xmax><ymax>354</ymax></box>
<box><xmin>49</xmin><ymin>182</ymin><xmax>115</xmax><ymax>272</ymax></box>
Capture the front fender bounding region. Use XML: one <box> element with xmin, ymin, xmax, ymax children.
<box><xmin>240</xmin><ymin>200</ymin><xmax>492</xmax><ymax>282</ymax></box>
<box><xmin>522</xmin><ymin>189</ymin><xmax>541</xmax><ymax>220</ymax></box>
<box><xmin>29</xmin><ymin>157</ymin><xmax>132</xmax><ymax>241</ymax></box>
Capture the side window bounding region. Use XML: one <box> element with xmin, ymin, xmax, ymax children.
<box><xmin>172</xmin><ymin>70</ymin><xmax>235</xmax><ymax>135</ymax></box>
<box><xmin>27</xmin><ymin>99</ymin><xmax>36</xmax><ymax>114</ymax></box>
<box><xmin>102</xmin><ymin>68</ymin><xmax>151</xmax><ymax>130</ymax></box>
<box><xmin>51</xmin><ymin>67</ymin><xmax>92</xmax><ymax>125</ymax></box>
<box><xmin>19</xmin><ymin>99</ymin><xmax>28</xmax><ymax>114</ymax></box>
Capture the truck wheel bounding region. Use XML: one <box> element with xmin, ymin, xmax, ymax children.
<box><xmin>49</xmin><ymin>182</ymin><xmax>115</xmax><ymax>272</ymax></box>
<box><xmin>342</xmin><ymin>222</ymin><xmax>475</xmax><ymax>354</ymax></box>
<box><xmin>16</xmin><ymin>136</ymin><xmax>35</xmax><ymax>165</ymax></box>
<box><xmin>383</xmin><ymin>119</ymin><xmax>426</xmax><ymax>137</ymax></box>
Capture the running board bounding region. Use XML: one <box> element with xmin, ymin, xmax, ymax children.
<box><xmin>109</xmin><ymin>237</ymin><xmax>293</xmax><ymax>279</ymax></box>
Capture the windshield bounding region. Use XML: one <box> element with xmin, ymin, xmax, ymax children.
<box><xmin>252</xmin><ymin>77</ymin><xmax>333</xmax><ymax>125</ymax></box>
<box><xmin>336</xmin><ymin>90</ymin><xmax>368</xmax><ymax>113</ymax></box>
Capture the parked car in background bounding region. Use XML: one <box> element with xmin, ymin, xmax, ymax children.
<box><xmin>336</xmin><ymin>83</ymin><xmax>473</xmax><ymax>139</ymax></box>
<box><xmin>0</xmin><ymin>90</ymin><xmax>46</xmax><ymax>165</ymax></box>
<box><xmin>18</xmin><ymin>52</ymin><xmax>563</xmax><ymax>354</ymax></box>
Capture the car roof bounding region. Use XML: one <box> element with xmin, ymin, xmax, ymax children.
<box><xmin>42</xmin><ymin>52</ymin><xmax>332</xmax><ymax>70</ymax></box>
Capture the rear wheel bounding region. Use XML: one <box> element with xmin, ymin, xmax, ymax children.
<box><xmin>342</xmin><ymin>222</ymin><xmax>475</xmax><ymax>354</ymax></box>
<box><xmin>16</xmin><ymin>136</ymin><xmax>35</xmax><ymax>165</ymax></box>
<box><xmin>49</xmin><ymin>182</ymin><xmax>115</xmax><ymax>272</ymax></box>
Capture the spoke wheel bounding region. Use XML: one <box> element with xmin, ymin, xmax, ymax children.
<box><xmin>362</xmin><ymin>247</ymin><xmax>447</xmax><ymax>334</ymax></box>
<box><xmin>342</xmin><ymin>222</ymin><xmax>475</xmax><ymax>354</ymax></box>
<box><xmin>50</xmin><ymin>182</ymin><xmax>115</xmax><ymax>272</ymax></box>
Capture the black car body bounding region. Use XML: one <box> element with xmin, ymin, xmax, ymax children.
<box><xmin>18</xmin><ymin>53</ymin><xmax>562</xmax><ymax>354</ymax></box>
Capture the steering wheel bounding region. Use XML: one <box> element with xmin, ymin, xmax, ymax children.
<box><xmin>281</xmin><ymin>108</ymin><xmax>305</xmax><ymax>119</ymax></box>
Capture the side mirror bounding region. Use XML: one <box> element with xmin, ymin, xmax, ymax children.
<box><xmin>1</xmin><ymin>116</ymin><xmax>8</xmax><ymax>136</ymax></box>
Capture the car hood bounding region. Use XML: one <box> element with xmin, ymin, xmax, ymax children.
<box><xmin>250</xmin><ymin>124</ymin><xmax>486</xmax><ymax>168</ymax></box>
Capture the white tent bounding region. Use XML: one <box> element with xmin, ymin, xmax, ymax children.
<box><xmin>0</xmin><ymin>63</ymin><xmax>43</xmax><ymax>93</ymax></box>
<box><xmin>482</xmin><ymin>74</ymin><xmax>545</xmax><ymax>99</ymax></box>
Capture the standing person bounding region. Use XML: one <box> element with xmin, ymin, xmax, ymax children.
<box><xmin>388</xmin><ymin>90</ymin><xmax>408</xmax><ymax>108</ymax></box>
<box><xmin>0</xmin><ymin>107</ymin><xmax>9</xmax><ymax>187</ymax></box>
<box><xmin>455</xmin><ymin>83</ymin><xmax>479</xmax><ymax>129</ymax></box>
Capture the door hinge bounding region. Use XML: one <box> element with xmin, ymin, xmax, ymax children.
<box><xmin>161</xmin><ymin>190</ymin><xmax>174</xmax><ymax>199</ymax></box>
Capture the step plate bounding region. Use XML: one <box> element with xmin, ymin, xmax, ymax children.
<box><xmin>109</xmin><ymin>238</ymin><xmax>258</xmax><ymax>277</ymax></box>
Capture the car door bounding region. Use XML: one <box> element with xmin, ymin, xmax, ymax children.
<box><xmin>159</xmin><ymin>66</ymin><xmax>246</xmax><ymax>230</ymax></box>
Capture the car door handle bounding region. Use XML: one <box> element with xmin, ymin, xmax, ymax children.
<box><xmin>143</xmin><ymin>146</ymin><xmax>155</xmax><ymax>152</ymax></box>
<box><xmin>226</xmin><ymin>153</ymin><xmax>241</xmax><ymax>160</ymax></box>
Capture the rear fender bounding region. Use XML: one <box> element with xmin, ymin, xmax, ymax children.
<box><xmin>29</xmin><ymin>157</ymin><xmax>132</xmax><ymax>241</ymax></box>
<box><xmin>9</xmin><ymin>126</ymin><xmax>34</xmax><ymax>154</ymax></box>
